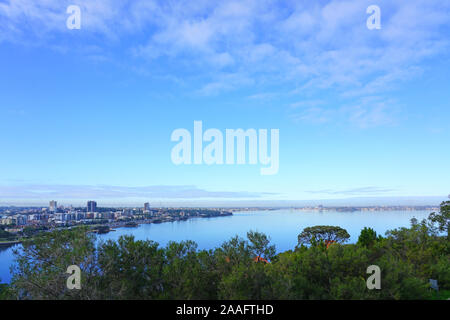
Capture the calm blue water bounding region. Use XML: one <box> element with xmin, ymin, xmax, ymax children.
<box><xmin>0</xmin><ymin>209</ymin><xmax>431</xmax><ymax>284</ymax></box>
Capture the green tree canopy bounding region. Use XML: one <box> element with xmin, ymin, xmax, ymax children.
<box><xmin>246</xmin><ymin>230</ymin><xmax>276</xmax><ymax>261</ymax></box>
<box><xmin>297</xmin><ymin>225</ymin><xmax>350</xmax><ymax>247</ymax></box>
<box><xmin>10</xmin><ymin>226</ymin><xmax>98</xmax><ymax>300</ymax></box>
<box><xmin>357</xmin><ymin>227</ymin><xmax>382</xmax><ymax>247</ymax></box>
<box><xmin>428</xmin><ymin>201</ymin><xmax>450</xmax><ymax>240</ymax></box>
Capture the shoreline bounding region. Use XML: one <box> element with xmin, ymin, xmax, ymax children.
<box><xmin>90</xmin><ymin>211</ymin><xmax>234</xmax><ymax>234</ymax></box>
<box><xmin>0</xmin><ymin>240</ymin><xmax>21</xmax><ymax>248</ymax></box>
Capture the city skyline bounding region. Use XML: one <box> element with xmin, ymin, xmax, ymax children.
<box><xmin>0</xmin><ymin>195</ymin><xmax>447</xmax><ymax>208</ymax></box>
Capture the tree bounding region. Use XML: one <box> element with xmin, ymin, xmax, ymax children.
<box><xmin>428</xmin><ymin>201</ymin><xmax>450</xmax><ymax>240</ymax></box>
<box><xmin>0</xmin><ymin>228</ymin><xmax>15</xmax><ymax>240</ymax></box>
<box><xmin>247</xmin><ymin>231</ymin><xmax>276</xmax><ymax>261</ymax></box>
<box><xmin>162</xmin><ymin>240</ymin><xmax>217</xmax><ymax>299</ymax></box>
<box><xmin>0</xmin><ymin>282</ymin><xmax>12</xmax><ymax>300</ymax></box>
<box><xmin>218</xmin><ymin>260</ymin><xmax>272</xmax><ymax>300</ymax></box>
<box><xmin>97</xmin><ymin>235</ymin><xmax>165</xmax><ymax>299</ymax></box>
<box><xmin>215</xmin><ymin>236</ymin><xmax>252</xmax><ymax>267</ymax></box>
<box><xmin>357</xmin><ymin>227</ymin><xmax>382</xmax><ymax>247</ymax></box>
<box><xmin>297</xmin><ymin>226</ymin><xmax>350</xmax><ymax>247</ymax></box>
<box><xmin>10</xmin><ymin>226</ymin><xmax>100</xmax><ymax>300</ymax></box>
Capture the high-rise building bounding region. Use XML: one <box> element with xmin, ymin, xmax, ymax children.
<box><xmin>49</xmin><ymin>200</ymin><xmax>57</xmax><ymax>212</ymax></box>
<box><xmin>144</xmin><ymin>202</ymin><xmax>150</xmax><ymax>212</ymax></box>
<box><xmin>87</xmin><ymin>201</ymin><xmax>97</xmax><ymax>213</ymax></box>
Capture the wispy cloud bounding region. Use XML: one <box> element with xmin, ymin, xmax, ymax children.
<box><xmin>0</xmin><ymin>184</ymin><xmax>275</xmax><ymax>200</ymax></box>
<box><xmin>305</xmin><ymin>186</ymin><xmax>397</xmax><ymax>196</ymax></box>
<box><xmin>289</xmin><ymin>96</ymin><xmax>398</xmax><ymax>128</ymax></box>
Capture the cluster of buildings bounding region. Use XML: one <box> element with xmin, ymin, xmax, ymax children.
<box><xmin>0</xmin><ymin>201</ymin><xmax>231</xmax><ymax>234</ymax></box>
<box><xmin>0</xmin><ymin>200</ymin><xmax>154</xmax><ymax>228</ymax></box>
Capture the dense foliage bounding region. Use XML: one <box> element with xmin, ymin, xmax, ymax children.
<box><xmin>297</xmin><ymin>225</ymin><xmax>350</xmax><ymax>247</ymax></box>
<box><xmin>0</xmin><ymin>227</ymin><xmax>16</xmax><ymax>241</ymax></box>
<box><xmin>1</xmin><ymin>202</ymin><xmax>449</xmax><ymax>300</ymax></box>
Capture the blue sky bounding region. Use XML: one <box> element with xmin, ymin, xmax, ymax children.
<box><xmin>0</xmin><ymin>0</ymin><xmax>449</xmax><ymax>206</ymax></box>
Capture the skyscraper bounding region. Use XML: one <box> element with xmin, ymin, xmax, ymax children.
<box><xmin>144</xmin><ymin>202</ymin><xmax>150</xmax><ymax>212</ymax></box>
<box><xmin>87</xmin><ymin>201</ymin><xmax>97</xmax><ymax>213</ymax></box>
<box><xmin>49</xmin><ymin>200</ymin><xmax>57</xmax><ymax>212</ymax></box>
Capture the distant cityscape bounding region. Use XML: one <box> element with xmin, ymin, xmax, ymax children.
<box><xmin>0</xmin><ymin>200</ymin><xmax>233</xmax><ymax>244</ymax></box>
<box><xmin>281</xmin><ymin>205</ymin><xmax>440</xmax><ymax>212</ymax></box>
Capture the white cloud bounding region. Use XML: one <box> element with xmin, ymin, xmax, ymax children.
<box><xmin>0</xmin><ymin>184</ymin><xmax>275</xmax><ymax>199</ymax></box>
<box><xmin>1</xmin><ymin>0</ymin><xmax>449</xmax><ymax>122</ymax></box>
<box><xmin>305</xmin><ymin>186</ymin><xmax>397</xmax><ymax>196</ymax></box>
<box><xmin>289</xmin><ymin>96</ymin><xmax>399</xmax><ymax>128</ymax></box>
